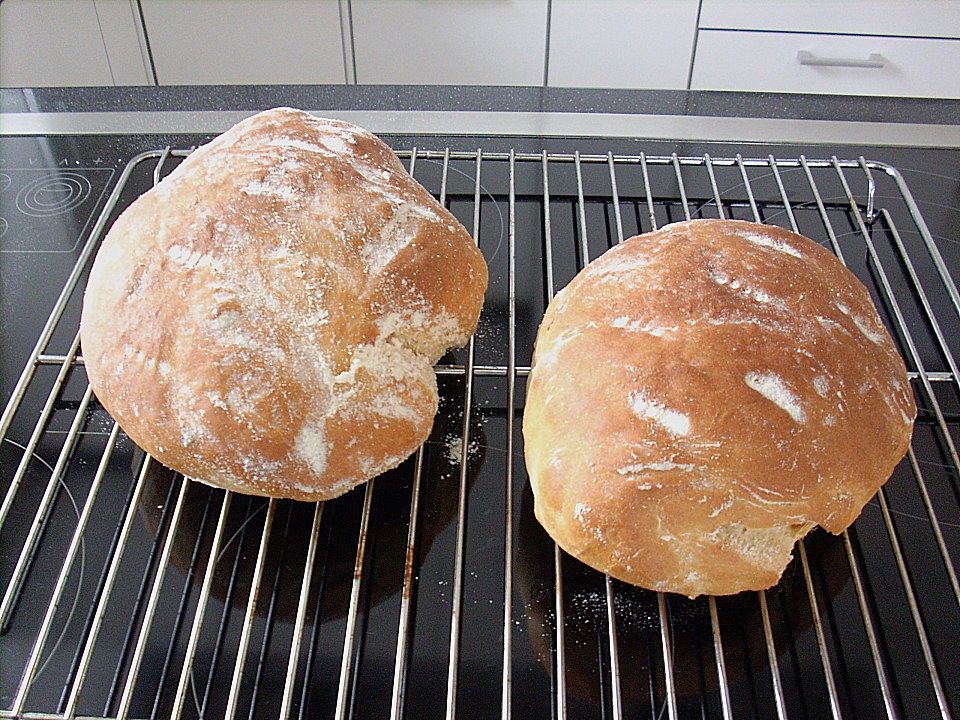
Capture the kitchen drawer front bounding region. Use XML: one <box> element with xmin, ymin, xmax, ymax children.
<box><xmin>699</xmin><ymin>0</ymin><xmax>960</xmax><ymax>39</ymax></box>
<box><xmin>691</xmin><ymin>31</ymin><xmax>960</xmax><ymax>98</ymax></box>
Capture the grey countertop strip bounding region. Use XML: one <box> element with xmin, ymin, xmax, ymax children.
<box><xmin>2</xmin><ymin>85</ymin><xmax>959</xmax><ymax>125</ymax></box>
<box><xmin>1</xmin><ymin>109</ymin><xmax>958</xmax><ymax>148</ymax></box>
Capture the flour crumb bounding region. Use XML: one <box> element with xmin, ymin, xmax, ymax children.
<box><xmin>445</xmin><ymin>433</ymin><xmax>480</xmax><ymax>465</ymax></box>
<box><xmin>295</xmin><ymin>419</ymin><xmax>329</xmax><ymax>477</ymax></box>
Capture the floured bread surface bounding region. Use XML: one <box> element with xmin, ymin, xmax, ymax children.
<box><xmin>80</xmin><ymin>107</ymin><xmax>487</xmax><ymax>500</ymax></box>
<box><xmin>523</xmin><ymin>219</ymin><xmax>914</xmax><ymax>597</ymax></box>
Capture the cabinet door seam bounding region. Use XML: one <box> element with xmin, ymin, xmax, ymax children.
<box><xmin>687</xmin><ymin>0</ymin><xmax>704</xmax><ymax>90</ymax></box>
<box><xmin>134</xmin><ymin>0</ymin><xmax>159</xmax><ymax>85</ymax></box>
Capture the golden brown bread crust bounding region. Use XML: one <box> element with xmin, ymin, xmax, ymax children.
<box><xmin>523</xmin><ymin>219</ymin><xmax>914</xmax><ymax>597</ymax></box>
<box><xmin>80</xmin><ymin>108</ymin><xmax>487</xmax><ymax>500</ymax></box>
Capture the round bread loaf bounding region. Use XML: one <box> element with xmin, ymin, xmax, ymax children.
<box><xmin>523</xmin><ymin>219</ymin><xmax>914</xmax><ymax>597</ymax></box>
<box><xmin>80</xmin><ymin>107</ymin><xmax>487</xmax><ymax>500</ymax></box>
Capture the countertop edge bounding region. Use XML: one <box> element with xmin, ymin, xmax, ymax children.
<box><xmin>2</xmin><ymin>109</ymin><xmax>958</xmax><ymax>149</ymax></box>
<box><xmin>2</xmin><ymin>85</ymin><xmax>959</xmax><ymax>126</ymax></box>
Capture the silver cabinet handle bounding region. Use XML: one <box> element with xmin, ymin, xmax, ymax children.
<box><xmin>797</xmin><ymin>50</ymin><xmax>885</xmax><ymax>68</ymax></box>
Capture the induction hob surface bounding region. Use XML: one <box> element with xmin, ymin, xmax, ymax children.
<box><xmin>1</xmin><ymin>133</ymin><xmax>958</xmax><ymax>720</ymax></box>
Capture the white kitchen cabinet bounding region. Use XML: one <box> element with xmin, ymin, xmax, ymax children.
<box><xmin>691</xmin><ymin>30</ymin><xmax>960</xmax><ymax>98</ymax></box>
<box><xmin>0</xmin><ymin>0</ymin><xmax>114</xmax><ymax>87</ymax></box>
<box><xmin>547</xmin><ymin>0</ymin><xmax>699</xmax><ymax>89</ymax></box>
<box><xmin>352</xmin><ymin>0</ymin><xmax>548</xmax><ymax>85</ymax></box>
<box><xmin>699</xmin><ymin>0</ymin><xmax>960</xmax><ymax>39</ymax></box>
<box><xmin>139</xmin><ymin>0</ymin><xmax>345</xmax><ymax>85</ymax></box>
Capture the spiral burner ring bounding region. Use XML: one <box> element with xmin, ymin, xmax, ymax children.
<box><xmin>15</xmin><ymin>172</ymin><xmax>92</xmax><ymax>217</ymax></box>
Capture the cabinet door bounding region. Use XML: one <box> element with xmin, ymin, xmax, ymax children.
<box><xmin>352</xmin><ymin>0</ymin><xmax>548</xmax><ymax>85</ymax></box>
<box><xmin>548</xmin><ymin>0</ymin><xmax>700</xmax><ymax>89</ymax></box>
<box><xmin>0</xmin><ymin>0</ymin><xmax>114</xmax><ymax>87</ymax></box>
<box><xmin>140</xmin><ymin>0</ymin><xmax>345</xmax><ymax>85</ymax></box>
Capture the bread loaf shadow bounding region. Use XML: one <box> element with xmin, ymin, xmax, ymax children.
<box><xmin>134</xmin><ymin>402</ymin><xmax>487</xmax><ymax>625</ymax></box>
<box><xmin>514</xmin><ymin>483</ymin><xmax>850</xmax><ymax>708</ymax></box>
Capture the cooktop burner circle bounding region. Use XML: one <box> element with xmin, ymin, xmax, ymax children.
<box><xmin>0</xmin><ymin>172</ymin><xmax>11</xmax><ymax>194</ymax></box>
<box><xmin>0</xmin><ymin>216</ymin><xmax>7</xmax><ymax>239</ymax></box>
<box><xmin>15</xmin><ymin>172</ymin><xmax>92</xmax><ymax>217</ymax></box>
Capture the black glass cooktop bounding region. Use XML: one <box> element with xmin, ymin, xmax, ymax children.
<box><xmin>1</xmin><ymin>133</ymin><xmax>958</xmax><ymax>720</ymax></box>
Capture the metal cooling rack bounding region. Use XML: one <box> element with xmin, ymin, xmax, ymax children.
<box><xmin>1</xmin><ymin>146</ymin><xmax>958</xmax><ymax>720</ymax></box>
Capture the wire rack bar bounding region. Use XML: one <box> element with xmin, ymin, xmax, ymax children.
<box><xmin>24</xmin><ymin>355</ymin><xmax>960</xmax><ymax>385</ymax></box>
<box><xmin>163</xmin><ymin>488</ymin><xmax>231</xmax><ymax>718</ymax></box>
<box><xmin>759</xmin><ymin>590</ymin><xmax>789</xmax><ymax>720</ymax></box>
<box><xmin>151</xmin><ymin>490</ymin><xmax>215</xmax><ymax>720</ymax></box>
<box><xmin>445</xmin><ymin>148</ymin><xmax>478</xmax><ymax>720</ymax></box>
<box><xmin>248</xmin><ymin>508</ymin><xmax>293</xmax><ymax>719</ymax></box>
<box><xmin>389</xmin><ymin>445</ymin><xmax>423</xmax><ymax>720</ymax></box>
<box><xmin>280</xmin><ymin>501</ymin><xmax>323</xmax><ymax>719</ymax></box>
<box><xmin>573</xmin><ymin>149</ymin><xmax>627</xmax><ymax>719</ymax></box>
<box><xmin>603</xmin><ymin>152</ymin><xmax>624</xmax><ymax>720</ymax></box>
<box><xmin>701</xmin><ymin>151</ymin><xmax>741</xmax><ymax>720</ymax></box>
<box><xmin>671</xmin><ymin>153</ymin><xmax>691</xmax><ymax>219</ymax></box>
<box><xmin>388</xmin><ymin>146</ymin><xmax>422</xmax><ymax>720</ymax></box>
<box><xmin>387</xmin><ymin>147</ymin><xmax>427</xmax><ymax>720</ymax></box>
<box><xmin>798</xmin><ymin>541</ymin><xmax>843</xmax><ymax>720</ymax></box>
<box><xmin>297</xmin><ymin>519</ymin><xmax>333</xmax><ymax>720</ymax></box>
<box><xmin>501</xmin><ymin>149</ymin><xmax>518</xmax><ymax>720</ymax></box>
<box><xmin>708</xmin><ymin>597</ymin><xmax>733</xmax><ymax>720</ymax></box>
<box><xmin>540</xmin><ymin>149</ymin><xmax>568</xmax><ymax>720</ymax></box>
<box><xmin>842</xmin><ymin>531</ymin><xmax>900</xmax><ymax>720</ymax></box>
<box><xmin>197</xmin><ymin>496</ymin><xmax>255</xmax><ymax>718</ymax></box>
<box><xmin>334</xmin><ymin>481</ymin><xmax>375</xmax><ymax>720</ymax></box>
<box><xmin>657</xmin><ymin>593</ymin><xmax>678</xmax><ymax>720</ymax></box>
